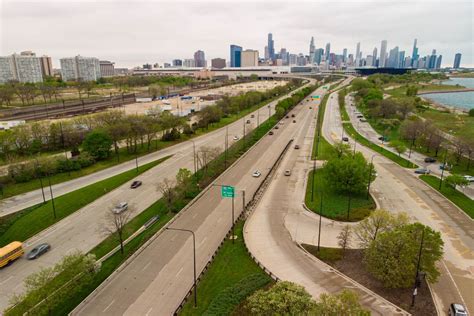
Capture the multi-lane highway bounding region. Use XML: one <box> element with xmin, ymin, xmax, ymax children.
<box><xmin>322</xmin><ymin>88</ymin><xmax>473</xmax><ymax>314</ymax></box>
<box><xmin>244</xmin><ymin>79</ymin><xmax>407</xmax><ymax>315</ymax></box>
<box><xmin>71</xmin><ymin>82</ymin><xmax>317</xmax><ymax>315</ymax></box>
<box><xmin>0</xmin><ymin>80</ymin><xmax>315</xmax><ymax>310</ymax></box>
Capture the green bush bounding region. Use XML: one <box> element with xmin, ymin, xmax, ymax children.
<box><xmin>203</xmin><ymin>274</ymin><xmax>271</xmax><ymax>316</ymax></box>
<box><xmin>469</xmin><ymin>108</ymin><xmax>474</xmax><ymax>117</ymax></box>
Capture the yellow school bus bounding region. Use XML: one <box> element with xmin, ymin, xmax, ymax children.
<box><xmin>0</xmin><ymin>241</ymin><xmax>24</xmax><ymax>268</ymax></box>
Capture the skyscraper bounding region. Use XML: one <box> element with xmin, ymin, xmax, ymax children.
<box><xmin>372</xmin><ymin>47</ymin><xmax>378</xmax><ymax>66</ymax></box>
<box><xmin>314</xmin><ymin>48</ymin><xmax>324</xmax><ymax>65</ymax></box>
<box><xmin>325</xmin><ymin>43</ymin><xmax>331</xmax><ymax>61</ymax></box>
<box><xmin>342</xmin><ymin>48</ymin><xmax>348</xmax><ymax>63</ymax></box>
<box><xmin>230</xmin><ymin>45</ymin><xmax>242</xmax><ymax>67</ymax></box>
<box><xmin>355</xmin><ymin>42</ymin><xmax>361</xmax><ymax>67</ymax></box>
<box><xmin>453</xmin><ymin>53</ymin><xmax>462</xmax><ymax>68</ymax></box>
<box><xmin>398</xmin><ymin>51</ymin><xmax>405</xmax><ymax>68</ymax></box>
<box><xmin>267</xmin><ymin>33</ymin><xmax>275</xmax><ymax>61</ymax></box>
<box><xmin>0</xmin><ymin>52</ymin><xmax>44</xmax><ymax>83</ymax></box>
<box><xmin>241</xmin><ymin>50</ymin><xmax>259</xmax><ymax>67</ymax></box>
<box><xmin>435</xmin><ymin>55</ymin><xmax>442</xmax><ymax>69</ymax></box>
<box><xmin>411</xmin><ymin>39</ymin><xmax>419</xmax><ymax>63</ymax></box>
<box><xmin>309</xmin><ymin>37</ymin><xmax>315</xmax><ymax>63</ymax></box>
<box><xmin>428</xmin><ymin>49</ymin><xmax>437</xmax><ymax>69</ymax></box>
<box><xmin>379</xmin><ymin>40</ymin><xmax>387</xmax><ymax>68</ymax></box>
<box><xmin>194</xmin><ymin>50</ymin><xmax>206</xmax><ymax>68</ymax></box>
<box><xmin>280</xmin><ymin>48</ymin><xmax>289</xmax><ymax>65</ymax></box>
<box><xmin>387</xmin><ymin>46</ymin><xmax>399</xmax><ymax>68</ymax></box>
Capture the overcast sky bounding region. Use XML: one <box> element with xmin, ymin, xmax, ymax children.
<box><xmin>1</xmin><ymin>0</ymin><xmax>472</xmax><ymax>68</ymax></box>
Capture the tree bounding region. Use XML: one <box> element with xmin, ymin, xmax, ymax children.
<box><xmin>406</xmin><ymin>85</ymin><xmax>418</xmax><ymax>96</ymax></box>
<box><xmin>176</xmin><ymin>168</ymin><xmax>195</xmax><ymax>198</ymax></box>
<box><xmin>314</xmin><ymin>290</ymin><xmax>369</xmax><ymax>315</ymax></box>
<box><xmin>157</xmin><ymin>177</ymin><xmax>176</xmax><ymax>212</ymax></box>
<box><xmin>353</xmin><ymin>209</ymin><xmax>409</xmax><ymax>248</ymax></box>
<box><xmin>445</xmin><ymin>174</ymin><xmax>469</xmax><ymax>190</ymax></box>
<box><xmin>82</xmin><ymin>130</ymin><xmax>113</xmax><ymax>160</ymax></box>
<box><xmin>364</xmin><ymin>223</ymin><xmax>444</xmax><ymax>288</ymax></box>
<box><xmin>103</xmin><ymin>205</ymin><xmax>133</xmax><ymax>254</ymax></box>
<box><xmin>400</xmin><ymin>118</ymin><xmax>424</xmax><ymax>157</ymax></box>
<box><xmin>246</xmin><ymin>281</ymin><xmax>317</xmax><ymax>315</ymax></box>
<box><xmin>469</xmin><ymin>109</ymin><xmax>474</xmax><ymax>117</ymax></box>
<box><xmin>389</xmin><ymin>140</ymin><xmax>407</xmax><ymax>157</ymax></box>
<box><xmin>337</xmin><ymin>225</ymin><xmax>352</xmax><ymax>256</ymax></box>
<box><xmin>333</xmin><ymin>142</ymin><xmax>351</xmax><ymax>158</ymax></box>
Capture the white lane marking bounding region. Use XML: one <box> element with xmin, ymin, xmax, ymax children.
<box><xmin>145</xmin><ymin>307</ymin><xmax>153</xmax><ymax>316</ymax></box>
<box><xmin>442</xmin><ymin>260</ymin><xmax>470</xmax><ymax>315</ymax></box>
<box><xmin>102</xmin><ymin>299</ymin><xmax>115</xmax><ymax>312</ymax></box>
<box><xmin>0</xmin><ymin>276</ymin><xmax>13</xmax><ymax>285</ymax></box>
<box><xmin>142</xmin><ymin>261</ymin><xmax>152</xmax><ymax>272</ymax></box>
<box><xmin>199</xmin><ymin>237</ymin><xmax>208</xmax><ymax>246</ymax></box>
<box><xmin>176</xmin><ymin>267</ymin><xmax>184</xmax><ymax>277</ymax></box>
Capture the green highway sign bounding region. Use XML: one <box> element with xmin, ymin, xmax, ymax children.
<box><xmin>312</xmin><ymin>95</ymin><xmax>320</xmax><ymax>99</ymax></box>
<box><xmin>221</xmin><ymin>185</ymin><xmax>235</xmax><ymax>198</ymax></box>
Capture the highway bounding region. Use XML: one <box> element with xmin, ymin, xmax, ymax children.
<box><xmin>322</xmin><ymin>88</ymin><xmax>473</xmax><ymax>314</ymax></box>
<box><xmin>0</xmin><ymin>80</ymin><xmax>315</xmax><ymax>310</ymax></box>
<box><xmin>72</xmin><ymin>83</ymin><xmax>317</xmax><ymax>315</ymax></box>
<box><xmin>244</xmin><ymin>79</ymin><xmax>407</xmax><ymax>315</ymax></box>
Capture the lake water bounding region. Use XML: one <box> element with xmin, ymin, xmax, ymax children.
<box><xmin>422</xmin><ymin>78</ymin><xmax>474</xmax><ymax>110</ymax></box>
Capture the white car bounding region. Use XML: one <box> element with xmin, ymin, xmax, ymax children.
<box><xmin>463</xmin><ymin>175</ymin><xmax>474</xmax><ymax>183</ymax></box>
<box><xmin>113</xmin><ymin>202</ymin><xmax>128</xmax><ymax>214</ymax></box>
<box><xmin>233</xmin><ymin>136</ymin><xmax>239</xmax><ymax>140</ymax></box>
<box><xmin>252</xmin><ymin>171</ymin><xmax>261</xmax><ymax>178</ymax></box>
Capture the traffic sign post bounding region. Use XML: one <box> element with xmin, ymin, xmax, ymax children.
<box><xmin>221</xmin><ymin>185</ymin><xmax>235</xmax><ymax>198</ymax></box>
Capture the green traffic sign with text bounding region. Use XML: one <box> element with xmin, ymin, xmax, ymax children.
<box><xmin>221</xmin><ymin>185</ymin><xmax>235</xmax><ymax>198</ymax></box>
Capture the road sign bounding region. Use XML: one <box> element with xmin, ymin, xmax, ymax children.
<box><xmin>312</xmin><ymin>95</ymin><xmax>320</xmax><ymax>99</ymax></box>
<box><xmin>221</xmin><ymin>185</ymin><xmax>235</xmax><ymax>198</ymax></box>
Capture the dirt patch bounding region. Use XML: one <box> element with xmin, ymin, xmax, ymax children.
<box><xmin>303</xmin><ymin>245</ymin><xmax>437</xmax><ymax>316</ymax></box>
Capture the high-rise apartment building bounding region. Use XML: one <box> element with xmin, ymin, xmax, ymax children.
<box><xmin>60</xmin><ymin>56</ymin><xmax>101</xmax><ymax>81</ymax></box>
<box><xmin>453</xmin><ymin>53</ymin><xmax>462</xmax><ymax>68</ymax></box>
<box><xmin>230</xmin><ymin>45</ymin><xmax>242</xmax><ymax>67</ymax></box>
<box><xmin>183</xmin><ymin>59</ymin><xmax>195</xmax><ymax>67</ymax></box>
<box><xmin>99</xmin><ymin>60</ymin><xmax>115</xmax><ymax>77</ymax></box>
<box><xmin>39</xmin><ymin>55</ymin><xmax>53</xmax><ymax>77</ymax></box>
<box><xmin>211</xmin><ymin>58</ymin><xmax>226</xmax><ymax>69</ymax></box>
<box><xmin>241</xmin><ymin>50</ymin><xmax>259</xmax><ymax>67</ymax></box>
<box><xmin>289</xmin><ymin>54</ymin><xmax>298</xmax><ymax>65</ymax></box>
<box><xmin>0</xmin><ymin>52</ymin><xmax>44</xmax><ymax>83</ymax></box>
<box><xmin>379</xmin><ymin>40</ymin><xmax>388</xmax><ymax>68</ymax></box>
<box><xmin>267</xmin><ymin>33</ymin><xmax>275</xmax><ymax>61</ymax></box>
<box><xmin>193</xmin><ymin>50</ymin><xmax>206</xmax><ymax>68</ymax></box>
<box><xmin>280</xmin><ymin>48</ymin><xmax>289</xmax><ymax>65</ymax></box>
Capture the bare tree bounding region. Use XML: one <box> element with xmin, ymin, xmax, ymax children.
<box><xmin>337</xmin><ymin>225</ymin><xmax>352</xmax><ymax>257</ymax></box>
<box><xmin>157</xmin><ymin>178</ymin><xmax>176</xmax><ymax>212</ymax></box>
<box><xmin>195</xmin><ymin>146</ymin><xmax>221</xmax><ymax>177</ymax></box>
<box><xmin>103</xmin><ymin>205</ymin><xmax>133</xmax><ymax>254</ymax></box>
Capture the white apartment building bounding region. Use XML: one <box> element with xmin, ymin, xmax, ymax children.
<box><xmin>241</xmin><ymin>50</ymin><xmax>259</xmax><ymax>67</ymax></box>
<box><xmin>0</xmin><ymin>52</ymin><xmax>44</xmax><ymax>83</ymax></box>
<box><xmin>60</xmin><ymin>55</ymin><xmax>101</xmax><ymax>81</ymax></box>
<box><xmin>183</xmin><ymin>59</ymin><xmax>196</xmax><ymax>67</ymax></box>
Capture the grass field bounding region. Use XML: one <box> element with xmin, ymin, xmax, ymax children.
<box><xmin>419</xmin><ymin>175</ymin><xmax>474</xmax><ymax>219</ymax></box>
<box><xmin>180</xmin><ymin>221</ymin><xmax>272</xmax><ymax>315</ymax></box>
<box><xmin>305</xmin><ymin>169</ymin><xmax>376</xmax><ymax>222</ymax></box>
<box><xmin>0</xmin><ymin>156</ymin><xmax>170</xmax><ymax>247</ymax></box>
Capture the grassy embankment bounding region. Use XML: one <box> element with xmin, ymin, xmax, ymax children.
<box><xmin>0</xmin><ymin>156</ymin><xmax>170</xmax><ymax>247</ymax></box>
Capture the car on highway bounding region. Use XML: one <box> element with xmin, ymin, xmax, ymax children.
<box><xmin>274</xmin><ymin>126</ymin><xmax>279</xmax><ymax>129</ymax></box>
<box><xmin>463</xmin><ymin>175</ymin><xmax>474</xmax><ymax>183</ymax></box>
<box><xmin>250</xmin><ymin>114</ymin><xmax>255</xmax><ymax>118</ymax></box>
<box><xmin>293</xmin><ymin>120</ymin><xmax>296</xmax><ymax>123</ymax></box>
<box><xmin>377</xmin><ymin>136</ymin><xmax>389</xmax><ymax>142</ymax></box>
<box><xmin>284</xmin><ymin>170</ymin><xmax>291</xmax><ymax>176</ymax></box>
<box><xmin>291</xmin><ymin>114</ymin><xmax>295</xmax><ymax>118</ymax></box>
<box><xmin>294</xmin><ymin>145</ymin><xmax>300</xmax><ymax>149</ymax></box>
<box><xmin>360</xmin><ymin>118</ymin><xmax>367</xmax><ymax>122</ymax></box>
<box><xmin>414</xmin><ymin>168</ymin><xmax>431</xmax><ymax>175</ymax></box>
<box><xmin>233</xmin><ymin>135</ymin><xmax>239</xmax><ymax>140</ymax></box>
<box><xmin>26</xmin><ymin>243</ymin><xmax>51</xmax><ymax>260</ymax></box>
<box><xmin>356</xmin><ymin>114</ymin><xmax>364</xmax><ymax>118</ymax></box>
<box><xmin>269</xmin><ymin>131</ymin><xmax>274</xmax><ymax>135</ymax></box>
<box><xmin>252</xmin><ymin>170</ymin><xmax>261</xmax><ymax>178</ymax></box>
<box><xmin>130</xmin><ymin>180</ymin><xmax>142</xmax><ymax>189</ymax></box>
<box><xmin>246</xmin><ymin>120</ymin><xmax>251</xmax><ymax>124</ymax></box>
<box><xmin>448</xmin><ymin>303</ymin><xmax>467</xmax><ymax>316</ymax></box>
<box><xmin>342</xmin><ymin>137</ymin><xmax>349</xmax><ymax>142</ymax></box>
<box><xmin>424</xmin><ymin>157</ymin><xmax>436</xmax><ymax>163</ymax></box>
<box><xmin>113</xmin><ymin>202</ymin><xmax>128</xmax><ymax>214</ymax></box>
<box><xmin>309</xmin><ymin>106</ymin><xmax>312</xmax><ymax>109</ymax></box>
<box><xmin>286</xmin><ymin>115</ymin><xmax>289</xmax><ymax>118</ymax></box>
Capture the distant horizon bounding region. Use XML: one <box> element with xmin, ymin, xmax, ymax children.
<box><xmin>1</xmin><ymin>0</ymin><xmax>472</xmax><ymax>68</ymax></box>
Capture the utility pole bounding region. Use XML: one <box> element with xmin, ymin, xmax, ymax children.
<box><xmin>192</xmin><ymin>141</ymin><xmax>197</xmax><ymax>180</ymax></box>
<box><xmin>225</xmin><ymin>126</ymin><xmax>228</xmax><ymax>169</ymax></box>
<box><xmin>166</xmin><ymin>227</ymin><xmax>197</xmax><ymax>308</ymax></box>
<box><xmin>47</xmin><ymin>175</ymin><xmax>56</xmax><ymax>219</ymax></box>
<box><xmin>412</xmin><ymin>228</ymin><xmax>425</xmax><ymax>307</ymax></box>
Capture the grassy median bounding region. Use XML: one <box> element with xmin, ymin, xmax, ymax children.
<box><xmin>0</xmin><ymin>156</ymin><xmax>170</xmax><ymax>247</ymax></box>
<box><xmin>420</xmin><ymin>175</ymin><xmax>474</xmax><ymax>219</ymax></box>
<box><xmin>305</xmin><ymin>169</ymin><xmax>376</xmax><ymax>222</ymax></box>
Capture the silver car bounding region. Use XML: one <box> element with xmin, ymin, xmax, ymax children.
<box><xmin>113</xmin><ymin>202</ymin><xmax>128</xmax><ymax>214</ymax></box>
<box><xmin>27</xmin><ymin>243</ymin><xmax>51</xmax><ymax>260</ymax></box>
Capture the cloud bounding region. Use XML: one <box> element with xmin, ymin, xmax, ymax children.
<box><xmin>1</xmin><ymin>0</ymin><xmax>472</xmax><ymax>67</ymax></box>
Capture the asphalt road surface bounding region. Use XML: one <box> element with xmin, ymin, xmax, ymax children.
<box><xmin>0</xmin><ymin>81</ymin><xmax>316</xmax><ymax>310</ymax></box>
<box><xmin>323</xmin><ymin>88</ymin><xmax>473</xmax><ymax>315</ymax></box>
<box><xmin>72</xmin><ymin>84</ymin><xmax>317</xmax><ymax>315</ymax></box>
<box><xmin>244</xmin><ymin>81</ymin><xmax>407</xmax><ymax>315</ymax></box>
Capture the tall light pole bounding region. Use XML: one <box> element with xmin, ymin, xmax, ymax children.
<box><xmin>191</xmin><ymin>140</ymin><xmax>197</xmax><ymax>180</ymax></box>
<box><xmin>412</xmin><ymin>227</ymin><xmax>425</xmax><ymax>307</ymax></box>
<box><xmin>366</xmin><ymin>154</ymin><xmax>377</xmax><ymax>199</ymax></box>
<box><xmin>439</xmin><ymin>148</ymin><xmax>448</xmax><ymax>190</ymax></box>
<box><xmin>47</xmin><ymin>174</ymin><xmax>56</xmax><ymax>219</ymax></box>
<box><xmin>224</xmin><ymin>126</ymin><xmax>228</xmax><ymax>169</ymax></box>
<box><xmin>317</xmin><ymin>192</ymin><xmax>323</xmax><ymax>251</ymax></box>
<box><xmin>34</xmin><ymin>160</ymin><xmax>46</xmax><ymax>203</ymax></box>
<box><xmin>166</xmin><ymin>227</ymin><xmax>197</xmax><ymax>308</ymax></box>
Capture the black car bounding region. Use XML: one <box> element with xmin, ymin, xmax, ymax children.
<box><xmin>27</xmin><ymin>243</ymin><xmax>51</xmax><ymax>260</ymax></box>
<box><xmin>131</xmin><ymin>180</ymin><xmax>142</xmax><ymax>189</ymax></box>
<box><xmin>291</xmin><ymin>114</ymin><xmax>295</xmax><ymax>118</ymax></box>
<box><xmin>286</xmin><ymin>115</ymin><xmax>289</xmax><ymax>118</ymax></box>
<box><xmin>274</xmin><ymin>126</ymin><xmax>279</xmax><ymax>129</ymax></box>
<box><xmin>424</xmin><ymin>157</ymin><xmax>436</xmax><ymax>163</ymax></box>
<box><xmin>342</xmin><ymin>137</ymin><xmax>349</xmax><ymax>142</ymax></box>
<box><xmin>293</xmin><ymin>120</ymin><xmax>296</xmax><ymax>123</ymax></box>
<box><xmin>269</xmin><ymin>131</ymin><xmax>274</xmax><ymax>135</ymax></box>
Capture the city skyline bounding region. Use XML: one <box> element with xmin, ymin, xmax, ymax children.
<box><xmin>1</xmin><ymin>0</ymin><xmax>472</xmax><ymax>68</ymax></box>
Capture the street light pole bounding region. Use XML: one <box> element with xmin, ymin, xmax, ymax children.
<box><xmin>166</xmin><ymin>227</ymin><xmax>197</xmax><ymax>308</ymax></box>
<box><xmin>225</xmin><ymin>126</ymin><xmax>228</xmax><ymax>169</ymax></box>
<box><xmin>135</xmin><ymin>154</ymin><xmax>139</xmax><ymax>173</ymax></box>
<box><xmin>439</xmin><ymin>149</ymin><xmax>448</xmax><ymax>190</ymax></box>
<box><xmin>366</xmin><ymin>154</ymin><xmax>377</xmax><ymax>200</ymax></box>
<box><xmin>47</xmin><ymin>174</ymin><xmax>56</xmax><ymax>219</ymax></box>
<box><xmin>317</xmin><ymin>192</ymin><xmax>323</xmax><ymax>251</ymax></box>
<box><xmin>191</xmin><ymin>140</ymin><xmax>197</xmax><ymax>180</ymax></box>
